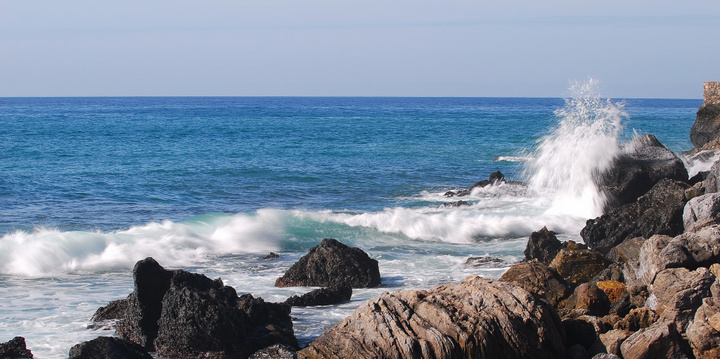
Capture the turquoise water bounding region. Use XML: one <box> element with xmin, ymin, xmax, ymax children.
<box><xmin>0</xmin><ymin>96</ymin><xmax>701</xmax><ymax>356</ymax></box>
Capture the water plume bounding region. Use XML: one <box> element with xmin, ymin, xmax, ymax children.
<box><xmin>527</xmin><ymin>79</ymin><xmax>626</xmax><ymax>218</ymax></box>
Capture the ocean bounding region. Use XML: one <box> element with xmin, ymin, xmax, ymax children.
<box><xmin>0</xmin><ymin>91</ymin><xmax>702</xmax><ymax>357</ymax></box>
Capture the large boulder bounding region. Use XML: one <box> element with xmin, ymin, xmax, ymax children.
<box><xmin>686</xmin><ymin>278</ymin><xmax>720</xmax><ymax>359</ymax></box>
<box><xmin>597</xmin><ymin>134</ymin><xmax>688</xmax><ymax>210</ymax></box>
<box><xmin>116</xmin><ymin>257</ymin><xmax>173</xmax><ymax>350</ymax></box>
<box><xmin>581</xmin><ymin>178</ymin><xmax>690</xmax><ymax>255</ymax></box>
<box><xmin>275</xmin><ymin>238</ymin><xmax>380</xmax><ymax>288</ymax></box>
<box><xmin>619</xmin><ymin>321</ymin><xmax>691</xmax><ymax>359</ymax></box>
<box><xmin>68</xmin><ymin>337</ymin><xmax>152</xmax><ymax>359</ymax></box>
<box><xmin>297</xmin><ymin>276</ymin><xmax>566</xmax><ymax>359</ymax></box>
<box><xmin>690</xmin><ymin>82</ymin><xmax>720</xmax><ymax>148</ymax></box>
<box><xmin>683</xmin><ymin>192</ymin><xmax>720</xmax><ymax>231</ymax></box>
<box><xmin>561</xmin><ymin>283</ymin><xmax>611</xmax><ymax>317</ymax></box>
<box><xmin>524</xmin><ymin>226</ymin><xmax>563</xmax><ymax>264</ymax></box>
<box><xmin>113</xmin><ymin>258</ymin><xmax>297</xmax><ymax>359</ymax></box>
<box><xmin>0</xmin><ymin>337</ymin><xmax>32</xmax><ymax>359</ymax></box>
<box><xmin>649</xmin><ymin>267</ymin><xmax>715</xmax><ymax>333</ymax></box>
<box><xmin>500</xmin><ymin>260</ymin><xmax>573</xmax><ymax>307</ymax></box>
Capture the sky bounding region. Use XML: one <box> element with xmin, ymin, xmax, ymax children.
<box><xmin>1</xmin><ymin>1</ymin><xmax>719</xmax><ymax>98</ymax></box>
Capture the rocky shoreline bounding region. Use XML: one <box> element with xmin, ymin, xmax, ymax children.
<box><xmin>3</xmin><ymin>83</ymin><xmax>720</xmax><ymax>358</ymax></box>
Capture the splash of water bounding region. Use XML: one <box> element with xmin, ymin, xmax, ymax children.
<box><xmin>527</xmin><ymin>79</ymin><xmax>626</xmax><ymax>218</ymax></box>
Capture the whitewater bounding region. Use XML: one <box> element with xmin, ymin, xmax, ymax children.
<box><xmin>0</xmin><ymin>86</ymin><xmax>701</xmax><ymax>357</ymax></box>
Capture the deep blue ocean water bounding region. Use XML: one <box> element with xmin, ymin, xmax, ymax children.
<box><xmin>0</xmin><ymin>96</ymin><xmax>703</xmax><ymax>357</ymax></box>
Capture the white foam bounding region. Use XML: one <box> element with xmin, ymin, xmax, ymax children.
<box><xmin>526</xmin><ymin>78</ymin><xmax>625</xmax><ymax>218</ymax></box>
<box><xmin>0</xmin><ymin>211</ymin><xmax>284</xmax><ymax>276</ymax></box>
<box><xmin>682</xmin><ymin>150</ymin><xmax>720</xmax><ymax>178</ymax></box>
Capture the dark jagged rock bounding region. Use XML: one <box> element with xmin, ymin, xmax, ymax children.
<box><xmin>91</xmin><ymin>297</ymin><xmax>130</xmax><ymax>323</ymax></box>
<box><xmin>524</xmin><ymin>226</ymin><xmax>563</xmax><ymax>264</ymax></box>
<box><xmin>116</xmin><ymin>257</ymin><xmax>173</xmax><ymax>350</ymax></box>
<box><xmin>283</xmin><ymin>285</ymin><xmax>352</xmax><ymax>307</ymax></box>
<box><xmin>444</xmin><ymin>170</ymin><xmax>506</xmax><ymax>197</ymax></box>
<box><xmin>275</xmin><ymin>238</ymin><xmax>380</xmax><ymax>288</ymax></box>
<box><xmin>606</xmin><ymin>237</ymin><xmax>644</xmax><ymax>264</ymax></box>
<box><xmin>297</xmin><ymin>276</ymin><xmax>566</xmax><ymax>359</ymax></box>
<box><xmin>438</xmin><ymin>200</ymin><xmax>471</xmax><ymax>208</ymax></box>
<box><xmin>563</xmin><ymin>318</ymin><xmax>599</xmax><ymax>351</ymax></box>
<box><xmin>262</xmin><ymin>252</ymin><xmax>280</xmax><ymax>260</ymax></box>
<box><xmin>500</xmin><ymin>260</ymin><xmax>573</xmax><ymax>307</ymax></box>
<box><xmin>110</xmin><ymin>258</ymin><xmax>297</xmax><ymax>359</ymax></box>
<box><xmin>581</xmin><ymin>178</ymin><xmax>690</xmax><ymax>255</ymax></box>
<box><xmin>68</xmin><ymin>336</ymin><xmax>152</xmax><ymax>359</ymax></box>
<box><xmin>0</xmin><ymin>336</ymin><xmax>32</xmax><ymax>359</ymax></box>
<box><xmin>464</xmin><ymin>255</ymin><xmax>506</xmax><ymax>268</ymax></box>
<box><xmin>690</xmin><ymin>82</ymin><xmax>720</xmax><ymax>148</ymax></box>
<box><xmin>561</xmin><ymin>283</ymin><xmax>611</xmax><ymax>317</ymax></box>
<box><xmin>597</xmin><ymin>134</ymin><xmax>688</xmax><ymax>210</ymax></box>
<box><xmin>237</xmin><ymin>294</ymin><xmax>299</xmax><ymax>353</ymax></box>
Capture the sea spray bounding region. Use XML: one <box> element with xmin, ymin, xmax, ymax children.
<box><xmin>527</xmin><ymin>79</ymin><xmax>626</xmax><ymax>218</ymax></box>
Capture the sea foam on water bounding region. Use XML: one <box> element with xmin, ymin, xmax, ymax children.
<box><xmin>527</xmin><ymin>79</ymin><xmax>626</xmax><ymax>218</ymax></box>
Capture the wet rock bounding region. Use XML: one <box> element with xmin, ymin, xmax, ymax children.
<box><xmin>464</xmin><ymin>255</ymin><xmax>506</xmax><ymax>267</ymax></box>
<box><xmin>297</xmin><ymin>276</ymin><xmax>566</xmax><ymax>359</ymax></box>
<box><xmin>582</xmin><ymin>178</ymin><xmax>690</xmax><ymax>255</ymax></box>
<box><xmin>683</xmin><ymin>192</ymin><xmax>720</xmax><ymax>231</ymax></box>
<box><xmin>562</xmin><ymin>283</ymin><xmax>611</xmax><ymax>317</ymax></box>
<box><xmin>597</xmin><ymin>134</ymin><xmax>688</xmax><ymax>210</ymax></box>
<box><xmin>500</xmin><ymin>260</ymin><xmax>573</xmax><ymax>307</ymax></box>
<box><xmin>236</xmin><ymin>294</ymin><xmax>299</xmax><ymax>357</ymax></box>
<box><xmin>68</xmin><ymin>336</ymin><xmax>152</xmax><ymax>359</ymax></box>
<box><xmin>275</xmin><ymin>238</ymin><xmax>380</xmax><ymax>288</ymax></box>
<box><xmin>615</xmin><ymin>308</ymin><xmax>659</xmax><ymax>332</ymax></box>
<box><xmin>690</xmin><ymin>82</ymin><xmax>720</xmax><ymax>148</ymax></box>
<box><xmin>262</xmin><ymin>252</ymin><xmax>280</xmax><ymax>260</ymax></box>
<box><xmin>444</xmin><ymin>171</ymin><xmax>506</xmax><ymax>197</ymax></box>
<box><xmin>592</xmin><ymin>354</ymin><xmax>621</xmax><ymax>359</ymax></box>
<box><xmin>116</xmin><ymin>257</ymin><xmax>174</xmax><ymax>350</ymax></box>
<box><xmin>550</xmin><ymin>248</ymin><xmax>610</xmax><ymax>284</ymax></box>
<box><xmin>0</xmin><ymin>336</ymin><xmax>32</xmax><ymax>359</ymax></box>
<box><xmin>524</xmin><ymin>226</ymin><xmax>563</xmax><ymax>264</ymax></box>
<box><xmin>619</xmin><ymin>321</ymin><xmax>691</xmax><ymax>359</ymax></box>
<box><xmin>250</xmin><ymin>344</ymin><xmax>298</xmax><ymax>359</ymax></box>
<box><xmin>92</xmin><ymin>298</ymin><xmax>129</xmax><ymax>322</ymax></box>
<box><xmin>283</xmin><ymin>285</ymin><xmax>352</xmax><ymax>307</ymax></box>
<box><xmin>439</xmin><ymin>200</ymin><xmax>471</xmax><ymax>208</ymax></box>
<box><xmin>599</xmin><ymin>329</ymin><xmax>632</xmax><ymax>356</ymax></box>
<box><xmin>706</xmin><ymin>160</ymin><xmax>720</xmax><ymax>193</ymax></box>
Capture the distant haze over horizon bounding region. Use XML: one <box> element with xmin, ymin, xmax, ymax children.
<box><xmin>1</xmin><ymin>1</ymin><xmax>718</xmax><ymax>99</ymax></box>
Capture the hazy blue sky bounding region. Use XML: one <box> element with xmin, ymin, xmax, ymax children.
<box><xmin>1</xmin><ymin>1</ymin><xmax>718</xmax><ymax>98</ymax></box>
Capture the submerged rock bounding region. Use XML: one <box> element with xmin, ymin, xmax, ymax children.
<box><xmin>275</xmin><ymin>238</ymin><xmax>380</xmax><ymax>288</ymax></box>
<box><xmin>68</xmin><ymin>336</ymin><xmax>152</xmax><ymax>359</ymax></box>
<box><xmin>297</xmin><ymin>276</ymin><xmax>566</xmax><ymax>359</ymax></box>
<box><xmin>0</xmin><ymin>336</ymin><xmax>33</xmax><ymax>359</ymax></box>
<box><xmin>444</xmin><ymin>170</ymin><xmax>506</xmax><ymax>197</ymax></box>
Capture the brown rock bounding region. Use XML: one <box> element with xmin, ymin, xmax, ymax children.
<box><xmin>599</xmin><ymin>329</ymin><xmax>632</xmax><ymax>356</ymax></box>
<box><xmin>616</xmin><ymin>308</ymin><xmax>659</xmax><ymax>332</ymax></box>
<box><xmin>524</xmin><ymin>226</ymin><xmax>563</xmax><ymax>264</ymax></box>
<box><xmin>691</xmin><ymin>82</ymin><xmax>720</xmax><ymax>148</ymax></box>
<box><xmin>550</xmin><ymin>248</ymin><xmax>610</xmax><ymax>284</ymax></box>
<box><xmin>620</xmin><ymin>321</ymin><xmax>690</xmax><ymax>359</ymax></box>
<box><xmin>297</xmin><ymin>276</ymin><xmax>566</xmax><ymax>359</ymax></box>
<box><xmin>596</xmin><ymin>281</ymin><xmax>627</xmax><ymax>304</ymax></box>
<box><xmin>686</xmin><ymin>296</ymin><xmax>720</xmax><ymax>359</ymax></box>
<box><xmin>650</xmin><ymin>267</ymin><xmax>715</xmax><ymax>333</ymax></box>
<box><xmin>606</xmin><ymin>237</ymin><xmax>644</xmax><ymax>264</ymax></box>
<box><xmin>500</xmin><ymin>260</ymin><xmax>573</xmax><ymax>307</ymax></box>
<box><xmin>562</xmin><ymin>283</ymin><xmax>611</xmax><ymax>317</ymax></box>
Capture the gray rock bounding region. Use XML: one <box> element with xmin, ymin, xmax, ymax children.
<box><xmin>706</xmin><ymin>160</ymin><xmax>720</xmax><ymax>193</ymax></box>
<box><xmin>690</xmin><ymin>83</ymin><xmax>720</xmax><ymax>148</ymax></box>
<box><xmin>275</xmin><ymin>238</ymin><xmax>380</xmax><ymax>288</ymax></box>
<box><xmin>599</xmin><ymin>329</ymin><xmax>632</xmax><ymax>356</ymax></box>
<box><xmin>651</xmin><ymin>267</ymin><xmax>715</xmax><ymax>333</ymax></box>
<box><xmin>686</xmin><ymin>283</ymin><xmax>720</xmax><ymax>359</ymax></box>
<box><xmin>606</xmin><ymin>237</ymin><xmax>644</xmax><ymax>264</ymax></box>
<box><xmin>683</xmin><ymin>192</ymin><xmax>720</xmax><ymax>231</ymax></box>
<box><xmin>250</xmin><ymin>344</ymin><xmax>297</xmax><ymax>359</ymax></box>
<box><xmin>297</xmin><ymin>276</ymin><xmax>566</xmax><ymax>359</ymax></box>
